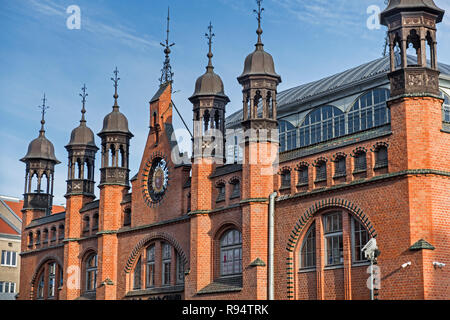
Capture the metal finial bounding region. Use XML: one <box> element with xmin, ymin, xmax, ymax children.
<box><xmin>79</xmin><ymin>84</ymin><xmax>88</xmax><ymax>123</ymax></box>
<box><xmin>111</xmin><ymin>67</ymin><xmax>120</xmax><ymax>108</ymax></box>
<box><xmin>253</xmin><ymin>0</ymin><xmax>264</xmax><ymax>46</ymax></box>
<box><xmin>38</xmin><ymin>93</ymin><xmax>50</xmax><ymax>134</ymax></box>
<box><xmin>159</xmin><ymin>7</ymin><xmax>175</xmax><ymax>85</ymax></box>
<box><xmin>205</xmin><ymin>22</ymin><xmax>215</xmax><ymax>70</ymax></box>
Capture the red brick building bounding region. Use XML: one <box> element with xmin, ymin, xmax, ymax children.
<box><xmin>17</xmin><ymin>0</ymin><xmax>450</xmax><ymax>300</ymax></box>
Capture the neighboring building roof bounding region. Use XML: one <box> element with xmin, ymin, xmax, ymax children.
<box><xmin>226</xmin><ymin>55</ymin><xmax>450</xmax><ymax>128</ymax></box>
<box><xmin>0</xmin><ymin>218</ymin><xmax>19</xmax><ymax>235</ymax></box>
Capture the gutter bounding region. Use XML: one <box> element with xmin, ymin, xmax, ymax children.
<box><xmin>268</xmin><ymin>192</ymin><xmax>277</xmax><ymax>300</ymax></box>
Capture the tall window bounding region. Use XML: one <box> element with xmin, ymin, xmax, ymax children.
<box><xmin>279</xmin><ymin>120</ymin><xmax>297</xmax><ymax>152</ymax></box>
<box><xmin>34</xmin><ymin>261</ymin><xmax>61</xmax><ymax>300</ymax></box>
<box><xmin>348</xmin><ymin>89</ymin><xmax>390</xmax><ymax>134</ymax></box>
<box><xmin>124</xmin><ymin>209</ymin><xmax>131</xmax><ymax>226</ymax></box>
<box><xmin>354</xmin><ymin>152</ymin><xmax>367</xmax><ymax>172</ymax></box>
<box><xmin>162</xmin><ymin>243</ymin><xmax>172</xmax><ymax>286</ymax></box>
<box><xmin>216</xmin><ymin>183</ymin><xmax>226</xmax><ymax>202</ymax></box>
<box><xmin>146</xmin><ymin>245</ymin><xmax>155</xmax><ymax>288</ymax></box>
<box><xmin>374</xmin><ymin>146</ymin><xmax>388</xmax><ymax>168</ymax></box>
<box><xmin>297</xmin><ymin>166</ymin><xmax>309</xmax><ymax>185</ymax></box>
<box><xmin>37</xmin><ymin>273</ymin><xmax>45</xmax><ymax>299</ymax></box>
<box><xmin>36</xmin><ymin>230</ymin><xmax>41</xmax><ymax>245</ymax></box>
<box><xmin>315</xmin><ymin>161</ymin><xmax>327</xmax><ymax>182</ymax></box>
<box><xmin>58</xmin><ymin>225</ymin><xmax>65</xmax><ymax>240</ymax></box>
<box><xmin>299</xmin><ymin>106</ymin><xmax>345</xmax><ymax>147</ymax></box>
<box><xmin>133</xmin><ymin>257</ymin><xmax>142</xmax><ymax>290</ymax></box>
<box><xmin>83</xmin><ymin>216</ymin><xmax>90</xmax><ymax>235</ymax></box>
<box><xmin>220</xmin><ymin>229</ymin><xmax>242</xmax><ymax>276</ymax></box>
<box><xmin>323</xmin><ymin>212</ymin><xmax>343</xmax><ymax>266</ymax></box>
<box><xmin>230</xmin><ymin>180</ymin><xmax>241</xmax><ymax>199</ymax></box>
<box><xmin>92</xmin><ymin>214</ymin><xmax>99</xmax><ymax>231</ymax></box>
<box><xmin>281</xmin><ymin>170</ymin><xmax>291</xmax><ymax>188</ymax></box>
<box><xmin>300</xmin><ymin>223</ymin><xmax>316</xmax><ymax>269</ymax></box>
<box><xmin>1</xmin><ymin>250</ymin><xmax>17</xmax><ymax>267</ymax></box>
<box><xmin>334</xmin><ymin>157</ymin><xmax>346</xmax><ymax>177</ymax></box>
<box><xmin>176</xmin><ymin>253</ymin><xmax>185</xmax><ymax>284</ymax></box>
<box><xmin>352</xmin><ymin>217</ymin><xmax>370</xmax><ymax>262</ymax></box>
<box><xmin>442</xmin><ymin>91</ymin><xmax>450</xmax><ymax>123</ymax></box>
<box><xmin>48</xmin><ymin>262</ymin><xmax>56</xmax><ymax>298</ymax></box>
<box><xmin>85</xmin><ymin>253</ymin><xmax>97</xmax><ymax>292</ymax></box>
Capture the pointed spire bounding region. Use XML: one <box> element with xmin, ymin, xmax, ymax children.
<box><xmin>205</xmin><ymin>22</ymin><xmax>215</xmax><ymax>72</ymax></box>
<box><xmin>111</xmin><ymin>67</ymin><xmax>120</xmax><ymax>109</ymax></box>
<box><xmin>159</xmin><ymin>7</ymin><xmax>175</xmax><ymax>85</ymax></box>
<box><xmin>80</xmin><ymin>84</ymin><xmax>88</xmax><ymax>124</ymax></box>
<box><xmin>253</xmin><ymin>0</ymin><xmax>264</xmax><ymax>50</ymax></box>
<box><xmin>38</xmin><ymin>93</ymin><xmax>49</xmax><ymax>136</ymax></box>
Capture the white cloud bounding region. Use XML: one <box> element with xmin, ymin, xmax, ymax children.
<box><xmin>27</xmin><ymin>0</ymin><xmax>159</xmax><ymax>51</ymax></box>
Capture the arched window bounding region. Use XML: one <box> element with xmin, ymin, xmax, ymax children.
<box><xmin>229</xmin><ymin>180</ymin><xmax>241</xmax><ymax>199</ymax></box>
<box><xmin>34</xmin><ymin>261</ymin><xmax>62</xmax><ymax>300</ymax></box>
<box><xmin>279</xmin><ymin>120</ymin><xmax>297</xmax><ymax>152</ymax></box>
<box><xmin>220</xmin><ymin>229</ymin><xmax>242</xmax><ymax>276</ymax></box>
<box><xmin>85</xmin><ymin>253</ymin><xmax>97</xmax><ymax>292</ymax></box>
<box><xmin>28</xmin><ymin>232</ymin><xmax>34</xmax><ymax>248</ymax></box>
<box><xmin>351</xmin><ymin>217</ymin><xmax>369</xmax><ymax>262</ymax></box>
<box><xmin>280</xmin><ymin>169</ymin><xmax>291</xmax><ymax>188</ymax></box>
<box><xmin>35</xmin><ymin>230</ymin><xmax>41</xmax><ymax>246</ymax></box>
<box><xmin>176</xmin><ymin>253</ymin><xmax>185</xmax><ymax>284</ymax></box>
<box><xmin>297</xmin><ymin>165</ymin><xmax>309</xmax><ymax>186</ymax></box>
<box><xmin>92</xmin><ymin>213</ymin><xmax>99</xmax><ymax>231</ymax></box>
<box><xmin>146</xmin><ymin>245</ymin><xmax>155</xmax><ymax>288</ymax></box>
<box><xmin>441</xmin><ymin>91</ymin><xmax>450</xmax><ymax>123</ymax></box>
<box><xmin>216</xmin><ymin>182</ymin><xmax>226</xmax><ymax>203</ymax></box>
<box><xmin>299</xmin><ymin>106</ymin><xmax>345</xmax><ymax>147</ymax></box>
<box><xmin>300</xmin><ymin>222</ymin><xmax>316</xmax><ymax>269</ymax></box>
<box><xmin>123</xmin><ymin>208</ymin><xmax>131</xmax><ymax>226</ymax></box>
<box><xmin>50</xmin><ymin>226</ymin><xmax>57</xmax><ymax>242</ymax></box>
<box><xmin>315</xmin><ymin>161</ymin><xmax>327</xmax><ymax>182</ymax></box>
<box><xmin>82</xmin><ymin>216</ymin><xmax>90</xmax><ymax>235</ymax></box>
<box><xmin>58</xmin><ymin>225</ymin><xmax>65</xmax><ymax>240</ymax></box>
<box><xmin>334</xmin><ymin>156</ymin><xmax>346</xmax><ymax>177</ymax></box>
<box><xmin>42</xmin><ymin>229</ymin><xmax>48</xmax><ymax>245</ymax></box>
<box><xmin>353</xmin><ymin>151</ymin><xmax>367</xmax><ymax>173</ymax></box>
<box><xmin>374</xmin><ymin>146</ymin><xmax>388</xmax><ymax>169</ymax></box>
<box><xmin>348</xmin><ymin>89</ymin><xmax>390</xmax><ymax>134</ymax></box>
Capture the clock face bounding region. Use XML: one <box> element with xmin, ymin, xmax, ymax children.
<box><xmin>143</xmin><ymin>157</ymin><xmax>169</xmax><ymax>206</ymax></box>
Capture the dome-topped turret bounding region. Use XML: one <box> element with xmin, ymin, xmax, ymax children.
<box><xmin>238</xmin><ymin>1</ymin><xmax>280</xmax><ymax>81</ymax></box>
<box><xmin>67</xmin><ymin>85</ymin><xmax>97</xmax><ymax>147</ymax></box>
<box><xmin>21</xmin><ymin>96</ymin><xmax>60</xmax><ymax>163</ymax></box>
<box><xmin>21</xmin><ymin>132</ymin><xmax>60</xmax><ymax>163</ymax></box>
<box><xmin>98</xmin><ymin>68</ymin><xmax>133</xmax><ymax>137</ymax></box>
<box><xmin>192</xmin><ymin>67</ymin><xmax>226</xmax><ymax>97</ymax></box>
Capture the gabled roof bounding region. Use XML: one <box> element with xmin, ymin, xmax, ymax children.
<box><xmin>226</xmin><ymin>55</ymin><xmax>450</xmax><ymax>128</ymax></box>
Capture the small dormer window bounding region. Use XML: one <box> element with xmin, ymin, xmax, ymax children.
<box><xmin>281</xmin><ymin>170</ymin><xmax>291</xmax><ymax>189</ymax></box>
<box><xmin>354</xmin><ymin>152</ymin><xmax>367</xmax><ymax>172</ymax></box>
<box><xmin>216</xmin><ymin>183</ymin><xmax>226</xmax><ymax>203</ymax></box>
<box><xmin>230</xmin><ymin>180</ymin><xmax>240</xmax><ymax>199</ymax></box>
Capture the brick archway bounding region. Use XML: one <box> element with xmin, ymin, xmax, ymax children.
<box><xmin>123</xmin><ymin>232</ymin><xmax>188</xmax><ymax>274</ymax></box>
<box><xmin>284</xmin><ymin>198</ymin><xmax>377</xmax><ymax>300</ymax></box>
<box><xmin>30</xmin><ymin>255</ymin><xmax>63</xmax><ymax>300</ymax></box>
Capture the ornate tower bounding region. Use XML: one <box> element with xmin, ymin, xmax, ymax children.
<box><xmin>380</xmin><ymin>1</ymin><xmax>449</xmax><ymax>299</ymax></box>
<box><xmin>380</xmin><ymin>0</ymin><xmax>444</xmax><ymax>97</ymax></box>
<box><xmin>98</xmin><ymin>68</ymin><xmax>134</xmax><ymax>187</ymax></box>
<box><xmin>237</xmin><ymin>0</ymin><xmax>281</xmax><ymax>132</ymax></box>
<box><xmin>65</xmin><ymin>84</ymin><xmax>98</xmax><ymax>197</ymax></box>
<box><xmin>237</xmin><ymin>0</ymin><xmax>281</xmax><ymax>300</ymax></box>
<box><xmin>189</xmin><ymin>22</ymin><xmax>230</xmax><ymax>162</ymax></box>
<box><xmin>96</xmin><ymin>68</ymin><xmax>133</xmax><ymax>300</ymax></box>
<box><xmin>20</xmin><ymin>94</ymin><xmax>60</xmax><ymax>220</ymax></box>
<box><xmin>61</xmin><ymin>85</ymin><xmax>98</xmax><ymax>300</ymax></box>
<box><xmin>186</xmin><ymin>23</ymin><xmax>230</xmax><ymax>297</ymax></box>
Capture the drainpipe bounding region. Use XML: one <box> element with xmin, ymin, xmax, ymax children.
<box><xmin>268</xmin><ymin>192</ymin><xmax>277</xmax><ymax>300</ymax></box>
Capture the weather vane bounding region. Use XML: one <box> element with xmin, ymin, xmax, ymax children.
<box><xmin>254</xmin><ymin>0</ymin><xmax>264</xmax><ymax>44</ymax></box>
<box><xmin>111</xmin><ymin>67</ymin><xmax>120</xmax><ymax>106</ymax></box>
<box><xmin>38</xmin><ymin>93</ymin><xmax>50</xmax><ymax>132</ymax></box>
<box><xmin>159</xmin><ymin>7</ymin><xmax>175</xmax><ymax>85</ymax></box>
<box><xmin>205</xmin><ymin>22</ymin><xmax>215</xmax><ymax>68</ymax></box>
<box><xmin>80</xmin><ymin>84</ymin><xmax>88</xmax><ymax>122</ymax></box>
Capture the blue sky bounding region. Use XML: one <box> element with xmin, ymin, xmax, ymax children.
<box><xmin>1</xmin><ymin>0</ymin><xmax>450</xmax><ymax>205</ymax></box>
